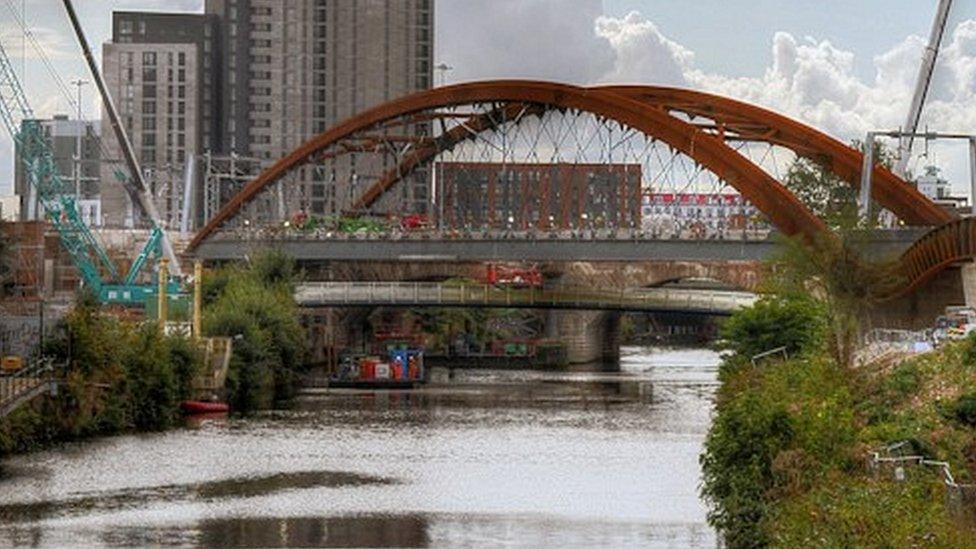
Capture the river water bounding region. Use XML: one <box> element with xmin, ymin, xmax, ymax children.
<box><xmin>0</xmin><ymin>347</ymin><xmax>719</xmax><ymax>548</ymax></box>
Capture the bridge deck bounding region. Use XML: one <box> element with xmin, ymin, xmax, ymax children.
<box><xmin>296</xmin><ymin>282</ymin><xmax>757</xmax><ymax>314</ymax></box>
<box><xmin>198</xmin><ymin>231</ymin><xmax>924</xmax><ymax>263</ymax></box>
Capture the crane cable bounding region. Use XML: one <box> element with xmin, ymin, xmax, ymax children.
<box><xmin>2</xmin><ymin>0</ymin><xmax>127</xmax><ymax>174</ymax></box>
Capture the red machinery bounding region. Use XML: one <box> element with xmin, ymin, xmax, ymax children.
<box><xmin>399</xmin><ymin>213</ymin><xmax>431</xmax><ymax>231</ymax></box>
<box><xmin>483</xmin><ymin>263</ymin><xmax>543</xmax><ymax>287</ymax></box>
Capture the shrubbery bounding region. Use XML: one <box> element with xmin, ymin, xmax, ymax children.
<box><xmin>0</xmin><ymin>298</ymin><xmax>203</xmax><ymax>457</ymax></box>
<box><xmin>704</xmin><ymin>293</ymin><xmax>976</xmax><ymax>547</ymax></box>
<box><xmin>717</xmin><ymin>295</ymin><xmax>825</xmax><ymax>367</ymax></box>
<box><xmin>203</xmin><ymin>250</ymin><xmax>305</xmax><ymax>413</ymax></box>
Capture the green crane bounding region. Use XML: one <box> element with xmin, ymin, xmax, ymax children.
<box><xmin>0</xmin><ymin>31</ymin><xmax>175</xmax><ymax>305</ymax></box>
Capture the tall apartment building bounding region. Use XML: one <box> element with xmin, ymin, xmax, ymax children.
<box><xmin>204</xmin><ymin>0</ymin><xmax>434</xmax><ymax>216</ymax></box>
<box><xmin>102</xmin><ymin>2</ymin><xmax>433</xmax><ymax>227</ymax></box>
<box><xmin>13</xmin><ymin>115</ymin><xmax>102</xmax><ymax>226</ymax></box>
<box><xmin>101</xmin><ymin>11</ymin><xmax>220</xmax><ymax>228</ymax></box>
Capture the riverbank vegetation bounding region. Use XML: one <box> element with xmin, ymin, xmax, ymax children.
<box><xmin>0</xmin><ymin>296</ymin><xmax>204</xmax><ymax>458</ymax></box>
<box><xmin>702</xmin><ymin>222</ymin><xmax>976</xmax><ymax>546</ymax></box>
<box><xmin>0</xmin><ymin>251</ymin><xmax>307</xmax><ymax>460</ymax></box>
<box><xmin>202</xmin><ymin>250</ymin><xmax>306</xmax><ymax>413</ymax></box>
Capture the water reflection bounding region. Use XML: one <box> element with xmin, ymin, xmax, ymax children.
<box><xmin>0</xmin><ymin>347</ymin><xmax>720</xmax><ymax>548</ymax></box>
<box><xmin>105</xmin><ymin>515</ymin><xmax>430</xmax><ymax>548</ymax></box>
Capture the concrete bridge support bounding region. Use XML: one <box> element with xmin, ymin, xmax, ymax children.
<box><xmin>870</xmin><ymin>266</ymin><xmax>967</xmax><ymax>330</ymax></box>
<box><xmin>547</xmin><ymin>310</ymin><xmax>621</xmax><ymax>364</ymax></box>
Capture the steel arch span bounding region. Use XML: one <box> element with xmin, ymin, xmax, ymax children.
<box><xmin>598</xmin><ymin>85</ymin><xmax>951</xmax><ymax>227</ymax></box>
<box><xmin>190</xmin><ymin>80</ymin><xmax>829</xmax><ymax>250</ymax></box>
<box><xmin>189</xmin><ymin>80</ymin><xmax>949</xmax><ymax>251</ymax></box>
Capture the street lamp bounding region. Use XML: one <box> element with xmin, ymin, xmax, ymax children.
<box><xmin>434</xmin><ymin>63</ymin><xmax>453</xmax><ymax>87</ymax></box>
<box><xmin>71</xmin><ymin>78</ymin><xmax>89</xmax><ymax>203</ymax></box>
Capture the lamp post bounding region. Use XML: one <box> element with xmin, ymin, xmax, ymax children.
<box><xmin>71</xmin><ymin>79</ymin><xmax>89</xmax><ymax>203</ymax></box>
<box><xmin>434</xmin><ymin>63</ymin><xmax>453</xmax><ymax>87</ymax></box>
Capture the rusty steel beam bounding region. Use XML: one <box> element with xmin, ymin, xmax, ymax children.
<box><xmin>599</xmin><ymin>85</ymin><xmax>953</xmax><ymax>227</ymax></box>
<box><xmin>354</xmin><ymin>102</ymin><xmax>549</xmax><ymax>211</ymax></box>
<box><xmin>896</xmin><ymin>217</ymin><xmax>976</xmax><ymax>295</ymax></box>
<box><xmin>189</xmin><ymin>81</ymin><xmax>826</xmax><ymax>250</ymax></box>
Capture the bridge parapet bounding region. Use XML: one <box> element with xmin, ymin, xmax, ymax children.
<box><xmin>294</xmin><ymin>282</ymin><xmax>757</xmax><ymax>315</ymax></box>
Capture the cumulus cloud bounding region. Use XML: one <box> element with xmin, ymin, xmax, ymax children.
<box><xmin>591</xmin><ymin>11</ymin><xmax>976</xmax><ymax>184</ymax></box>
<box><xmin>594</xmin><ymin>12</ymin><xmax>693</xmax><ymax>86</ymax></box>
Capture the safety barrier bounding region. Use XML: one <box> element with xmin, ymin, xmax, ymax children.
<box><xmin>294</xmin><ymin>282</ymin><xmax>757</xmax><ymax>314</ymax></box>
<box><xmin>0</xmin><ymin>358</ymin><xmax>57</xmax><ymax>419</ymax></box>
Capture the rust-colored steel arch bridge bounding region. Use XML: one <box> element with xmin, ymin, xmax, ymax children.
<box><xmin>188</xmin><ymin>80</ymin><xmax>969</xmax><ymax>295</ymax></box>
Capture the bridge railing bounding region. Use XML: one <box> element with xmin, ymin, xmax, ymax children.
<box><xmin>0</xmin><ymin>358</ymin><xmax>57</xmax><ymax>418</ymax></box>
<box><xmin>295</xmin><ymin>282</ymin><xmax>757</xmax><ymax>313</ymax></box>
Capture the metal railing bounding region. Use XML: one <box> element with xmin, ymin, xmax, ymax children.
<box><xmin>0</xmin><ymin>358</ymin><xmax>57</xmax><ymax>419</ymax></box>
<box><xmin>295</xmin><ymin>282</ymin><xmax>757</xmax><ymax>314</ymax></box>
<box><xmin>869</xmin><ymin>441</ymin><xmax>976</xmax><ymax>514</ymax></box>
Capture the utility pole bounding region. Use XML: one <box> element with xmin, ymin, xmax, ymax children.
<box><xmin>70</xmin><ymin>78</ymin><xmax>88</xmax><ymax>203</ymax></box>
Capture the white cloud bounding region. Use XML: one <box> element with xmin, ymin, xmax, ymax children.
<box><xmin>591</xmin><ymin>11</ymin><xmax>976</xmax><ymax>186</ymax></box>
<box><xmin>0</xmin><ymin>22</ymin><xmax>73</xmax><ymax>61</ymax></box>
<box><xmin>594</xmin><ymin>11</ymin><xmax>692</xmax><ymax>86</ymax></box>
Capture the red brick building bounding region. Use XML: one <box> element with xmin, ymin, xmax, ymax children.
<box><xmin>436</xmin><ymin>162</ymin><xmax>642</xmax><ymax>230</ymax></box>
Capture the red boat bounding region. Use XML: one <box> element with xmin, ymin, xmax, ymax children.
<box><xmin>181</xmin><ymin>400</ymin><xmax>230</xmax><ymax>415</ymax></box>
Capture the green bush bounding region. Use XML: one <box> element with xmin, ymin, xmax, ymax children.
<box><xmin>1</xmin><ymin>303</ymin><xmax>204</xmax><ymax>458</ymax></box>
<box><xmin>701</xmin><ymin>391</ymin><xmax>795</xmax><ymax>548</ymax></box>
<box><xmin>717</xmin><ymin>295</ymin><xmax>825</xmax><ymax>369</ymax></box>
<box><xmin>203</xmin><ymin>251</ymin><xmax>305</xmax><ymax>414</ymax></box>
<box><xmin>885</xmin><ymin>361</ymin><xmax>921</xmax><ymax>398</ymax></box>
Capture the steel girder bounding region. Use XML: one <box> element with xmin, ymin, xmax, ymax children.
<box><xmin>600</xmin><ymin>86</ymin><xmax>952</xmax><ymax>227</ymax></box>
<box><xmin>189</xmin><ymin>80</ymin><xmax>827</xmax><ymax>250</ymax></box>
<box><xmin>898</xmin><ymin>217</ymin><xmax>976</xmax><ymax>295</ymax></box>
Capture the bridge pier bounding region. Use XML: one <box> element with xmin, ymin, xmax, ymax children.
<box><xmin>870</xmin><ymin>266</ymin><xmax>967</xmax><ymax>330</ymax></box>
<box><xmin>547</xmin><ymin>310</ymin><xmax>621</xmax><ymax>364</ymax></box>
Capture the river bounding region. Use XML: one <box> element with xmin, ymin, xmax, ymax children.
<box><xmin>0</xmin><ymin>346</ymin><xmax>719</xmax><ymax>548</ymax></box>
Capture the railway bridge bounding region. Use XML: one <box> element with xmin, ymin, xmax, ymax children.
<box><xmin>187</xmin><ymin>81</ymin><xmax>976</xmax><ymax>362</ymax></box>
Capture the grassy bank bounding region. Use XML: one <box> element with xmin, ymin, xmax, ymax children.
<box><xmin>702</xmin><ymin>296</ymin><xmax>976</xmax><ymax>547</ymax></box>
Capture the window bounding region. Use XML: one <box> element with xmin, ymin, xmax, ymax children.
<box><xmin>141</xmin><ymin>101</ymin><xmax>156</xmax><ymax>114</ymax></box>
<box><xmin>178</xmin><ymin>69</ymin><xmax>186</xmax><ymax>82</ymax></box>
<box><xmin>142</xmin><ymin>52</ymin><xmax>156</xmax><ymax>66</ymax></box>
<box><xmin>119</xmin><ymin>20</ymin><xmax>133</xmax><ymax>34</ymax></box>
<box><xmin>178</xmin><ymin>86</ymin><xmax>185</xmax><ymax>99</ymax></box>
<box><xmin>178</xmin><ymin>102</ymin><xmax>185</xmax><ymax>115</ymax></box>
<box><xmin>178</xmin><ymin>52</ymin><xmax>186</xmax><ymax>66</ymax></box>
<box><xmin>142</xmin><ymin>67</ymin><xmax>157</xmax><ymax>82</ymax></box>
<box><xmin>144</xmin><ymin>117</ymin><xmax>156</xmax><ymax>131</ymax></box>
<box><xmin>142</xmin><ymin>84</ymin><xmax>156</xmax><ymax>98</ymax></box>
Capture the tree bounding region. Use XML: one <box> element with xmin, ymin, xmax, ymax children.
<box><xmin>783</xmin><ymin>141</ymin><xmax>894</xmax><ymax>229</ymax></box>
<box><xmin>764</xmin><ymin>222</ymin><xmax>902</xmax><ymax>368</ymax></box>
<box><xmin>204</xmin><ymin>251</ymin><xmax>306</xmax><ymax>413</ymax></box>
<box><xmin>718</xmin><ymin>295</ymin><xmax>825</xmax><ymax>362</ymax></box>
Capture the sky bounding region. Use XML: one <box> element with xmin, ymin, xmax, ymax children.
<box><xmin>1</xmin><ymin>0</ymin><xmax>974</xmax><ymax>198</ymax></box>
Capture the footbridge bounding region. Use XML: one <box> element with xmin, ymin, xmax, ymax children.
<box><xmin>295</xmin><ymin>282</ymin><xmax>757</xmax><ymax>315</ymax></box>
